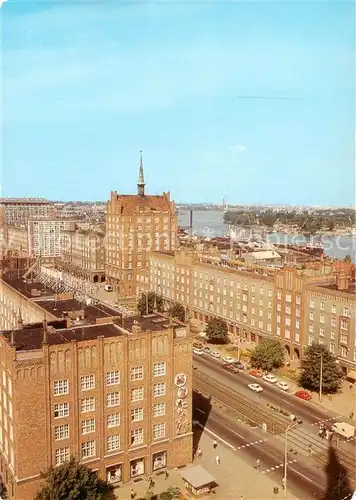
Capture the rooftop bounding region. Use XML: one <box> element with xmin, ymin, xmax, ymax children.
<box><xmin>2</xmin><ymin>312</ymin><xmax>186</xmax><ymax>350</ymax></box>
<box><xmin>0</xmin><ymin>198</ymin><xmax>52</xmax><ymax>205</ymax></box>
<box><xmin>110</xmin><ymin>192</ymin><xmax>173</xmax><ymax>214</ymax></box>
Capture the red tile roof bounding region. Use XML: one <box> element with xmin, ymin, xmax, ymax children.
<box><xmin>110</xmin><ymin>193</ymin><xmax>174</xmax><ymax>215</ymax></box>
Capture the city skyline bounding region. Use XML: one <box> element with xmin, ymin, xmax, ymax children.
<box><xmin>2</xmin><ymin>1</ymin><xmax>354</xmax><ymax>206</ymax></box>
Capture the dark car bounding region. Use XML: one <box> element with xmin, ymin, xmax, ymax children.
<box><xmin>295</xmin><ymin>389</ymin><xmax>312</xmax><ymax>401</ymax></box>
<box><xmin>222</xmin><ymin>363</ymin><xmax>239</xmax><ymax>374</ymax></box>
<box><xmin>233</xmin><ymin>361</ymin><xmax>245</xmax><ymax>370</ymax></box>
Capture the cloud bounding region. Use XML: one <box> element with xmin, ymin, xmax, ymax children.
<box><xmin>230</xmin><ymin>144</ymin><xmax>247</xmax><ymax>153</ymax></box>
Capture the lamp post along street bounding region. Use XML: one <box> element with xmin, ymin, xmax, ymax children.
<box><xmin>284</xmin><ymin>420</ymin><xmax>298</xmax><ymax>499</ymax></box>
<box><xmin>319</xmin><ymin>353</ymin><xmax>323</xmax><ymax>402</ymax></box>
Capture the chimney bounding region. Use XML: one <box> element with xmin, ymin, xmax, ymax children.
<box><xmin>336</xmin><ymin>273</ymin><xmax>349</xmax><ymax>291</ymax></box>
<box><xmin>42</xmin><ymin>315</ymin><xmax>48</xmax><ymax>344</ymax></box>
<box><xmin>131</xmin><ymin>320</ymin><xmax>142</xmax><ymax>335</ymax></box>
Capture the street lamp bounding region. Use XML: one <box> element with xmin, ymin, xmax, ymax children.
<box><xmin>284</xmin><ymin>419</ymin><xmax>298</xmax><ymax>498</ymax></box>
<box><xmin>319</xmin><ymin>352</ymin><xmax>323</xmax><ymax>402</ymax></box>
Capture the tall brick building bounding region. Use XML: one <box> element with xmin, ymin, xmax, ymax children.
<box><xmin>105</xmin><ymin>153</ymin><xmax>177</xmax><ymax>296</ymax></box>
<box><xmin>0</xmin><ymin>314</ymin><xmax>193</xmax><ymax>500</ymax></box>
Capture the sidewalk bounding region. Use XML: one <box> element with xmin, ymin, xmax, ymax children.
<box><xmin>113</xmin><ymin>430</ymin><xmax>302</xmax><ymax>500</ymax></box>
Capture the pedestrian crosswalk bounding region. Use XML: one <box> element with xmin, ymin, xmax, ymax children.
<box><xmin>261</xmin><ymin>459</ymin><xmax>298</xmax><ymax>474</ymax></box>
<box><xmin>237</xmin><ymin>439</ymin><xmax>266</xmax><ymax>450</ymax></box>
<box><xmin>312</xmin><ymin>416</ymin><xmax>341</xmax><ymax>426</ymax></box>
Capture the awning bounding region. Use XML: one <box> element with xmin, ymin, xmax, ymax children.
<box><xmin>180</xmin><ymin>465</ymin><xmax>216</xmax><ymax>489</ymax></box>
<box><xmin>347</xmin><ymin>370</ymin><xmax>356</xmax><ymax>381</ymax></box>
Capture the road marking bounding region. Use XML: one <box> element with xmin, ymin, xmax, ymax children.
<box><xmin>261</xmin><ymin>459</ymin><xmax>298</xmax><ymax>474</ymax></box>
<box><xmin>229</xmin><ymin>428</ymin><xmax>246</xmax><ymax>440</ymax></box>
<box><xmin>237</xmin><ymin>439</ymin><xmax>266</xmax><ymax>450</ymax></box>
<box><xmin>313</xmin><ymin>416</ymin><xmax>341</xmax><ymax>425</ymax></box>
<box><xmin>290</xmin><ymin>468</ymin><xmax>313</xmax><ymax>483</ymax></box>
<box><xmin>200</xmin><ymin>425</ymin><xmax>237</xmax><ymax>451</ymax></box>
<box><xmin>196</xmin><ymin>407</ymin><xmax>206</xmax><ymax>415</ymax></box>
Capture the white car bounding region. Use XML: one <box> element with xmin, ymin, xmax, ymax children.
<box><xmin>263</xmin><ymin>374</ymin><xmax>278</xmax><ymax>384</ymax></box>
<box><xmin>277</xmin><ymin>381</ymin><xmax>289</xmax><ymax>391</ymax></box>
<box><xmin>222</xmin><ymin>356</ymin><xmax>236</xmax><ymax>364</ymax></box>
<box><xmin>248</xmin><ymin>383</ymin><xmax>263</xmax><ymax>393</ymax></box>
<box><xmin>211</xmin><ymin>351</ymin><xmax>221</xmax><ymax>358</ymax></box>
<box><xmin>193</xmin><ymin>347</ymin><xmax>204</xmax><ymax>355</ymax></box>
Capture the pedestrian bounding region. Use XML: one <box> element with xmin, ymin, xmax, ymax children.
<box><xmin>215</xmin><ymin>455</ymin><xmax>220</xmax><ymax>466</ymax></box>
<box><xmin>164</xmin><ymin>467</ymin><xmax>169</xmax><ymax>479</ymax></box>
<box><xmin>130</xmin><ymin>489</ymin><xmax>135</xmax><ymax>500</ymax></box>
<box><xmin>308</xmin><ymin>443</ymin><xmax>312</xmax><ymax>457</ymax></box>
<box><xmin>350</xmin><ymin>411</ymin><xmax>354</xmax><ymax>419</ymax></box>
<box><xmin>240</xmin><ymin>496</ymin><xmax>244</xmax><ymax>500</ymax></box>
<box><xmin>256</xmin><ymin>458</ymin><xmax>260</xmax><ymax>469</ymax></box>
<box><xmin>196</xmin><ymin>447</ymin><xmax>202</xmax><ymax>458</ymax></box>
<box><xmin>213</xmin><ymin>440</ymin><xmax>218</xmax><ymax>449</ymax></box>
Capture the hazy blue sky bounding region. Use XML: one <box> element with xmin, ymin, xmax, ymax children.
<box><xmin>1</xmin><ymin>0</ymin><xmax>354</xmax><ymax>205</ymax></box>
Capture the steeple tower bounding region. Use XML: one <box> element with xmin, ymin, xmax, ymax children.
<box><xmin>137</xmin><ymin>151</ymin><xmax>145</xmax><ymax>198</ymax></box>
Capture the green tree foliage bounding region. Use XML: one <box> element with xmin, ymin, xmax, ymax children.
<box><xmin>205</xmin><ymin>317</ymin><xmax>229</xmax><ymax>344</ymax></box>
<box><xmin>35</xmin><ymin>458</ymin><xmax>113</xmax><ymax>500</ymax></box>
<box><xmin>159</xmin><ymin>486</ymin><xmax>181</xmax><ymax>500</ymax></box>
<box><xmin>138</xmin><ymin>292</ymin><xmax>164</xmax><ymax>315</ymax></box>
<box><xmin>250</xmin><ymin>339</ymin><xmax>285</xmax><ymax>372</ymax></box>
<box><xmin>299</xmin><ymin>343</ymin><xmax>343</xmax><ymax>394</ymax></box>
<box><xmin>169</xmin><ymin>302</ymin><xmax>185</xmax><ymax>322</ymax></box>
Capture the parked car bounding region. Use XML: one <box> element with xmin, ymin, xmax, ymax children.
<box><xmin>277</xmin><ymin>381</ymin><xmax>290</xmax><ymax>391</ymax></box>
<box><xmin>248</xmin><ymin>383</ymin><xmax>263</xmax><ymax>393</ymax></box>
<box><xmin>223</xmin><ymin>363</ymin><xmax>239</xmax><ymax>374</ymax></box>
<box><xmin>249</xmin><ymin>369</ymin><xmax>262</xmax><ymax>378</ymax></box>
<box><xmin>203</xmin><ymin>346</ymin><xmax>211</xmax><ymax>354</ymax></box>
<box><xmin>263</xmin><ymin>374</ymin><xmax>277</xmax><ymax>383</ymax></box>
<box><xmin>233</xmin><ymin>361</ymin><xmax>245</xmax><ymax>370</ymax></box>
<box><xmin>210</xmin><ymin>351</ymin><xmax>221</xmax><ymax>359</ymax></box>
<box><xmin>222</xmin><ymin>356</ymin><xmax>236</xmax><ymax>364</ymax></box>
<box><xmin>193</xmin><ymin>347</ymin><xmax>204</xmax><ymax>355</ymax></box>
<box><xmin>295</xmin><ymin>389</ymin><xmax>312</xmax><ymax>401</ymax></box>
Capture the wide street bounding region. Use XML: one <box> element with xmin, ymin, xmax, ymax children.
<box><xmin>193</xmin><ymin>353</ymin><xmax>355</xmax><ymax>441</ymax></box>
<box><xmin>194</xmin><ymin>405</ymin><xmax>329</xmax><ymax>500</ymax></box>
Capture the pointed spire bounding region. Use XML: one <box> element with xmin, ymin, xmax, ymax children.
<box><xmin>137</xmin><ymin>150</ymin><xmax>145</xmax><ymax>198</ymax></box>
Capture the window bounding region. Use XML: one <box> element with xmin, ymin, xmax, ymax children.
<box><xmin>286</xmin><ymin>293</ymin><xmax>291</xmax><ymax>303</ymax></box>
<box><xmin>267</xmin><ymin>324</ymin><xmax>272</xmax><ymax>333</ymax></box>
<box><xmin>131</xmin><ymin>366</ymin><xmax>144</xmax><ymax>381</ymax></box>
<box><xmin>131</xmin><ymin>387</ymin><xmax>144</xmax><ymax>402</ymax></box>
<box><xmin>107</xmin><ymin>392</ymin><xmax>120</xmax><ymax>408</ymax></box>
<box><xmin>296</xmin><ymin>295</ymin><xmax>301</xmax><ymax>305</ymax></box>
<box><xmin>153</xmin><ymin>423</ymin><xmax>165</xmax><ymax>440</ymax></box>
<box><xmin>260</xmin><ymin>286</ymin><xmax>264</xmax><ymax>294</ymax></box>
<box><xmin>320</xmin><ymin>301</ymin><xmax>325</xmax><ymax>311</ymax></box>
<box><xmin>277</xmin><ymin>315</ymin><xmax>281</xmax><ymax>324</ymax></box>
<box><xmin>331</xmin><ymin>317</ymin><xmax>336</xmax><ymax>327</ymax></box>
<box><xmin>54</xmin><ymin>424</ymin><xmax>69</xmax><ymax>441</ymax></box>
<box><xmin>276</xmin><ymin>326</ymin><xmax>281</xmax><ymax>336</ymax></box>
<box><xmin>277</xmin><ymin>291</ymin><xmax>282</xmax><ymax>300</ymax></box>
<box><xmin>308</xmin><ymin>336</ymin><xmax>313</xmax><ymax>346</ymax></box>
<box><xmin>331</xmin><ymin>330</ymin><xmax>336</xmax><ymax>340</ymax></box>
<box><xmin>329</xmin><ymin>344</ymin><xmax>335</xmax><ymax>354</ymax></box>
<box><xmin>268</xmin><ymin>289</ymin><xmax>272</xmax><ymax>297</ymax></box>
<box><xmin>154</xmin><ymin>362</ymin><xmax>166</xmax><ymax>377</ymax></box>
<box><xmin>153</xmin><ymin>402</ymin><xmax>165</xmax><ymax>417</ymax></box>
<box><xmin>277</xmin><ymin>303</ymin><xmax>281</xmax><ymax>312</ymax></box>
<box><xmin>153</xmin><ymin>383</ymin><xmax>166</xmax><ymax>398</ymax></box>
<box><xmin>55</xmin><ymin>447</ymin><xmax>70</xmax><ymax>466</ymax></box>
<box><xmin>131</xmin><ymin>428</ymin><xmax>143</xmax><ymax>446</ymax></box>
<box><xmin>320</xmin><ymin>314</ymin><xmax>324</xmax><ymax>324</ymax></box>
<box><xmin>319</xmin><ymin>328</ymin><xmax>324</xmax><ymax>337</ymax></box>
<box><xmin>332</xmin><ymin>304</ymin><xmax>336</xmax><ymax>314</ymax></box>
<box><xmin>107</xmin><ymin>413</ymin><xmax>121</xmax><ymax>428</ymax></box>
<box><xmin>106</xmin><ymin>371</ymin><xmax>120</xmax><ymax>386</ymax></box>
<box><xmin>344</xmin><ymin>306</ymin><xmax>350</xmax><ymax>317</ymax></box>
<box><xmin>81</xmin><ymin>440</ymin><xmax>96</xmax><ymax>458</ymax></box>
<box><xmin>81</xmin><ymin>375</ymin><xmax>95</xmax><ymax>391</ymax></box>
<box><xmin>296</xmin><ymin>308</ymin><xmax>300</xmax><ymax>318</ymax></box>
<box><xmin>340</xmin><ymin>346</ymin><xmax>347</xmax><ymax>358</ymax></box>
<box><xmin>309</xmin><ymin>299</ymin><xmax>314</xmax><ymax>308</ymax></box>
<box><xmin>295</xmin><ymin>332</ymin><xmax>300</xmax><ymax>343</ymax></box>
<box><xmin>341</xmin><ymin>319</ymin><xmax>348</xmax><ymax>330</ymax></box>
<box><xmin>107</xmin><ymin>434</ymin><xmax>120</xmax><ymax>453</ymax></box>
<box><xmin>54</xmin><ymin>402</ymin><xmax>69</xmax><ymax>418</ymax></box>
<box><xmin>340</xmin><ymin>334</ymin><xmax>348</xmax><ymax>345</ymax></box>
<box><xmin>81</xmin><ymin>418</ymin><xmax>95</xmax><ymax>435</ymax></box>
<box><xmin>131</xmin><ymin>407</ymin><xmax>144</xmax><ymax>422</ymax></box>
<box><xmin>81</xmin><ymin>397</ymin><xmax>95</xmax><ymax>413</ymax></box>
<box><xmin>285</xmin><ymin>306</ymin><xmax>291</xmax><ymax>315</ymax></box>
<box><xmin>285</xmin><ymin>317</ymin><xmax>291</xmax><ymax>327</ymax></box>
<box><xmin>309</xmin><ymin>324</ymin><xmax>314</xmax><ymax>333</ymax></box>
<box><xmin>353</xmin><ymin>350</ymin><xmax>356</xmax><ymax>362</ymax></box>
<box><xmin>54</xmin><ymin>380</ymin><xmax>68</xmax><ymax>396</ymax></box>
<box><xmin>309</xmin><ymin>312</ymin><xmax>314</xmax><ymax>321</ymax></box>
<box><xmin>285</xmin><ymin>329</ymin><xmax>291</xmax><ymax>340</ymax></box>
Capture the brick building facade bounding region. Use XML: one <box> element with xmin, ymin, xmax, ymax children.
<box><xmin>0</xmin><ymin>314</ymin><xmax>193</xmax><ymax>500</ymax></box>
<box><xmin>105</xmin><ymin>154</ymin><xmax>177</xmax><ymax>297</ymax></box>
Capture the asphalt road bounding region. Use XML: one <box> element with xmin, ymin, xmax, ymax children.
<box><xmin>195</xmin><ymin>405</ymin><xmax>330</xmax><ymax>500</ymax></box>
<box><xmin>193</xmin><ymin>353</ymin><xmax>348</xmax><ymax>426</ymax></box>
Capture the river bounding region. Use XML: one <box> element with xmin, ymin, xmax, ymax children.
<box><xmin>178</xmin><ymin>210</ymin><xmax>356</xmax><ymax>262</ymax></box>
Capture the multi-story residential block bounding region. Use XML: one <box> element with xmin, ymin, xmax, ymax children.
<box><xmin>0</xmin><ymin>198</ymin><xmax>55</xmax><ymax>226</ymax></box>
<box><xmin>0</xmin><ymin>315</ymin><xmax>192</xmax><ymax>500</ymax></box>
<box><xmin>105</xmin><ymin>154</ymin><xmax>177</xmax><ymax>296</ymax></box>
<box><xmin>28</xmin><ymin>219</ymin><xmax>77</xmax><ymax>258</ymax></box>
<box><xmin>60</xmin><ymin>228</ymin><xmax>105</xmax><ymax>282</ymax></box>
<box><xmin>142</xmin><ymin>251</ymin><xmax>356</xmax><ymax>375</ymax></box>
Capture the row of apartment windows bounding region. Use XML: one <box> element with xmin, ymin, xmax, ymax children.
<box><xmin>54</xmin><ymin>384</ymin><xmax>166</xmax><ymax>404</ymax></box>
<box><xmin>309</xmin><ymin>300</ymin><xmax>352</xmax><ymax>317</ymax></box>
<box><xmin>55</xmin><ymin>421</ymin><xmax>167</xmax><ymax>466</ymax></box>
<box><xmin>54</xmin><ymin>363</ymin><xmax>167</xmax><ymax>395</ymax></box>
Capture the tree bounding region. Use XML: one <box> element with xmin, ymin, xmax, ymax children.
<box><xmin>205</xmin><ymin>317</ymin><xmax>229</xmax><ymax>344</ymax></box>
<box><xmin>137</xmin><ymin>292</ymin><xmax>164</xmax><ymax>315</ymax></box>
<box><xmin>35</xmin><ymin>458</ymin><xmax>113</xmax><ymax>500</ymax></box>
<box><xmin>250</xmin><ymin>339</ymin><xmax>284</xmax><ymax>372</ymax></box>
<box><xmin>299</xmin><ymin>343</ymin><xmax>342</xmax><ymax>394</ymax></box>
<box><xmin>169</xmin><ymin>302</ymin><xmax>185</xmax><ymax>322</ymax></box>
<box><xmin>159</xmin><ymin>486</ymin><xmax>181</xmax><ymax>500</ymax></box>
<box><xmin>344</xmin><ymin>254</ymin><xmax>352</xmax><ymax>263</ymax></box>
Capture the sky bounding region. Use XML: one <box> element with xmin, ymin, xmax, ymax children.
<box><xmin>1</xmin><ymin>0</ymin><xmax>355</xmax><ymax>206</ymax></box>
